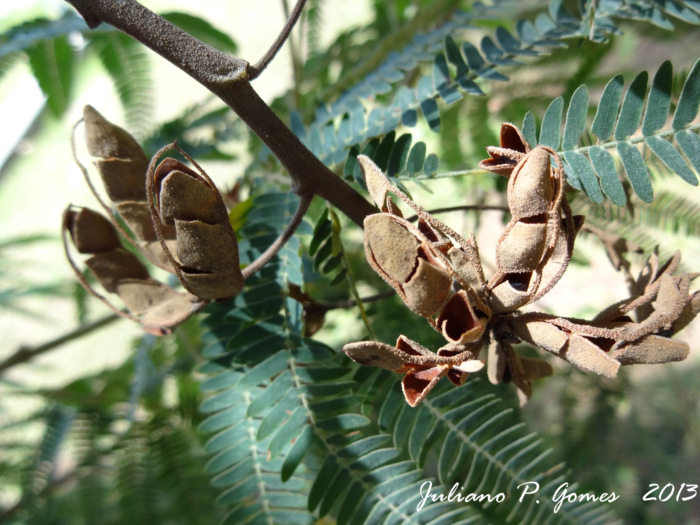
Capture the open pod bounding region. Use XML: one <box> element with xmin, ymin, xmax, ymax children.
<box><xmin>486</xmin><ymin>341</ymin><xmax>553</xmax><ymax>406</ymax></box>
<box><xmin>343</xmin><ymin>336</ymin><xmax>483</xmax><ymax>407</ymax></box>
<box><xmin>508</xmin><ymin>261</ymin><xmax>697</xmax><ymax>378</ymax></box>
<box><xmin>80</xmin><ymin>105</ymin><xmax>178</xmax><ymax>271</ymax></box>
<box><xmin>148</xmin><ymin>150</ymin><xmax>244</xmax><ymax>301</ymax></box>
<box><xmin>62</xmin><ymin>206</ymin><xmax>203</xmax><ymax>335</ymax></box>
<box><xmin>487</xmin><ymin>144</ymin><xmax>580</xmax><ymax>314</ymax></box>
<box><xmin>66</xmin><ymin>106</ymin><xmax>249</xmax><ymax>334</ymax></box>
<box><xmin>348</xmin><ymin>123</ymin><xmax>697</xmax><ymax>406</ymax></box>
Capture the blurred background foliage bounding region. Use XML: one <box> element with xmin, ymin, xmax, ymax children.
<box><xmin>0</xmin><ymin>0</ymin><xmax>699</xmax><ymax>523</ymax></box>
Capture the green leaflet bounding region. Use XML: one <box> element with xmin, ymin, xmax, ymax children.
<box><xmin>588</xmin><ymin>145</ymin><xmax>626</xmax><ymax>206</ymax></box>
<box><xmin>293</xmin><ymin>0</ymin><xmax>700</xmax><ymax>181</ymax></box>
<box><xmin>642</xmin><ymin>59</ymin><xmax>673</xmax><ymax>136</ymax></box>
<box><xmin>673</xmin><ymin>58</ymin><xmax>700</xmax><ymax>131</ymax></box>
<box><xmin>539</xmin><ymin>97</ymin><xmax>564</xmax><ymax>149</ymax></box>
<box><xmin>562</xmin><ymin>85</ymin><xmax>588</xmax><ymax>151</ymax></box>
<box><xmin>614</xmin><ymin>71</ymin><xmax>648</xmax><ymax>141</ymax></box>
<box><xmin>617</xmin><ymin>141</ymin><xmax>653</xmax><ymax>203</ymax></box>
<box><xmin>591</xmin><ymin>75</ymin><xmax>624</xmax><ymax>142</ymax></box>
<box><xmin>645</xmin><ymin>136</ymin><xmax>698</xmax><ymax>186</ymax></box>
<box><xmin>563</xmin><ymin>151</ymin><xmax>604</xmax><ymax>204</ymax></box>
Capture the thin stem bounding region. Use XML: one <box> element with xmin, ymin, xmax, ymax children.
<box><xmin>249</xmin><ymin>0</ymin><xmax>307</xmax><ymax>80</ymax></box>
<box><xmin>405</xmin><ymin>204</ymin><xmax>508</xmax><ymax>222</ymax></box>
<box><xmin>242</xmin><ymin>194</ymin><xmax>313</xmax><ymax>279</ymax></box>
<box><xmin>330</xmin><ymin>208</ymin><xmax>377</xmax><ymax>339</ymax></box>
<box><xmin>304</xmin><ymin>289</ymin><xmax>396</xmax><ymax>314</ymax></box>
<box><xmin>282</xmin><ymin>0</ymin><xmax>304</xmax><ymax>107</ymax></box>
<box><xmin>0</xmin><ymin>314</ymin><xmax>121</xmax><ymax>375</ymax></box>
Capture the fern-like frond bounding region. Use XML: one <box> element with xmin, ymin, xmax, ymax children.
<box><xmin>0</xmin><ymin>13</ymin><xmax>87</xmax><ymax>58</ymax></box>
<box><xmin>200</xmin><ymin>191</ymin><xmax>360</xmax><ymax>520</ymax></box>
<box><xmin>375</xmin><ymin>377</ymin><xmax>615</xmax><ymax>524</ymax></box>
<box><xmin>292</xmin><ymin>0</ymin><xmax>699</xmax><ymax>183</ymax></box>
<box><xmin>572</xmin><ymin>187</ymin><xmax>700</xmax><ymax>260</ymax></box>
<box><xmin>88</xmin><ymin>32</ymin><xmax>153</xmax><ymax>140</ymax></box>
<box><xmin>13</xmin><ymin>405</ymin><xmax>76</xmax><ymax>520</ymax></box>
<box><xmin>200</xmin><ymin>191</ymin><xmax>485</xmax><ymax>523</ymax></box>
<box><xmin>519</xmin><ymin>59</ymin><xmax>700</xmax><ymax>204</ymax></box>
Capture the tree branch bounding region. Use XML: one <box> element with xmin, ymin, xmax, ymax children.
<box><xmin>65</xmin><ymin>0</ymin><xmax>374</xmax><ymax>227</ymax></box>
<box><xmin>242</xmin><ymin>194</ymin><xmax>313</xmax><ymax>278</ymax></box>
<box><xmin>0</xmin><ymin>313</ymin><xmax>121</xmax><ymax>375</ymax></box>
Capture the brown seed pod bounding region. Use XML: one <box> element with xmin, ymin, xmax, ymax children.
<box><xmin>363</xmin><ymin>213</ymin><xmax>453</xmax><ymax>319</ymax></box>
<box><xmin>62</xmin><ymin>206</ymin><xmax>202</xmax><ymax>335</ymax></box>
<box><xmin>343</xmin><ymin>336</ymin><xmax>483</xmax><ymax>406</ymax></box>
<box><xmin>508</xmin><ymin>256</ymin><xmax>699</xmax><ymax>376</ymax></box>
<box><xmin>359</xmin><ymin>155</ymin><xmax>491</xmax><ymax>323</ymax></box>
<box><xmin>487</xmin><ymin>145</ymin><xmax>577</xmax><ymax>313</ymax></box>
<box><xmin>80</xmin><ymin>105</ymin><xmax>177</xmax><ymax>272</ymax></box>
<box><xmin>436</xmin><ymin>290</ymin><xmax>488</xmax><ymax>344</ymax></box>
<box><xmin>506</xmin><ymin>147</ymin><xmax>557</xmax><ymax>220</ymax></box>
<box><xmin>508</xmin><ymin>315</ymin><xmax>621</xmax><ymax>378</ymax></box>
<box><xmin>148</xmin><ymin>147</ymin><xmax>244</xmax><ymax>301</ymax></box>
<box><xmin>348</xmin><ymin>125</ymin><xmax>697</xmax><ymax>405</ymax></box>
<box><xmin>486</xmin><ymin>341</ymin><xmax>553</xmax><ymax>405</ymax></box>
<box><xmin>479</xmin><ymin>122</ymin><xmax>530</xmax><ymax>176</ymax></box>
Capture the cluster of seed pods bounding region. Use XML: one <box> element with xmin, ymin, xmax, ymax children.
<box><xmin>344</xmin><ymin>123</ymin><xmax>698</xmax><ymax>406</ymax></box>
<box><xmin>63</xmin><ymin>106</ymin><xmax>243</xmax><ymax>334</ymax></box>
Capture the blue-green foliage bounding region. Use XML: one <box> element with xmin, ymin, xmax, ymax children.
<box><xmin>520</xmin><ymin>59</ymin><xmax>700</xmax><ymax>205</ymax></box>
<box><xmin>289</xmin><ymin>0</ymin><xmax>700</xmax><ymax>185</ymax></box>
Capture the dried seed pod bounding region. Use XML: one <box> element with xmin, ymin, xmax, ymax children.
<box><xmin>359</xmin><ymin>153</ymin><xmax>490</xmax><ymax>292</ymax></box>
<box><xmin>65</xmin><ymin>207</ymin><xmax>121</xmax><ymax>254</ymax></box>
<box><xmin>479</xmin><ymin>123</ymin><xmax>530</xmax><ymax>176</ymax></box>
<box><xmin>63</xmin><ymin>206</ymin><xmax>202</xmax><ymax>335</ymax></box>
<box><xmin>81</xmin><ymin>105</ymin><xmax>177</xmax><ymax>272</ymax></box>
<box><xmin>486</xmin><ymin>341</ymin><xmax>553</xmax><ymax>405</ymax></box>
<box><xmin>507</xmin><ymin>147</ymin><xmax>557</xmax><ymax>220</ymax></box>
<box><xmin>508</xmin><ymin>316</ymin><xmax>621</xmax><ymax>378</ymax></box>
<box><xmin>436</xmin><ymin>289</ymin><xmax>487</xmax><ymax>344</ymax></box>
<box><xmin>487</xmin><ymin>143</ymin><xmax>577</xmax><ymax>313</ymax></box>
<box><xmin>609</xmin><ymin>335</ymin><xmax>689</xmax><ymax>365</ymax></box>
<box><xmin>343</xmin><ymin>335</ymin><xmax>483</xmax><ymax>406</ymax></box>
<box><xmin>508</xmin><ymin>257</ymin><xmax>698</xmax><ymax>376</ymax></box>
<box><xmin>359</xmin><ymin>155</ymin><xmax>491</xmax><ymax>326</ymax></box>
<box><xmin>150</xmin><ymin>154</ymin><xmax>244</xmax><ymax>301</ymax></box>
<box><xmin>488</xmin><ymin>272</ymin><xmax>540</xmax><ymax>314</ymax></box>
<box><xmin>363</xmin><ymin>213</ymin><xmax>452</xmax><ymax>319</ymax></box>
<box><xmin>446</xmin><ymin>239</ymin><xmax>487</xmax><ymax>296</ymax></box>
<box><xmin>495</xmin><ymin>218</ymin><xmax>548</xmax><ymax>274</ymax></box>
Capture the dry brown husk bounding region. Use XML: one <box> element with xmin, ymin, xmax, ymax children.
<box><xmin>344</xmin><ymin>124</ymin><xmax>697</xmax><ymax>407</ymax></box>
<box><xmin>81</xmin><ymin>105</ymin><xmax>177</xmax><ymax>272</ymax></box>
<box><xmin>343</xmin><ymin>335</ymin><xmax>483</xmax><ymax>406</ymax></box>
<box><xmin>68</xmin><ymin>107</ymin><xmax>250</xmax><ymax>334</ymax></box>
<box><xmin>63</xmin><ymin>206</ymin><xmax>202</xmax><ymax>334</ymax></box>
<box><xmin>150</xmin><ymin>154</ymin><xmax>244</xmax><ymax>300</ymax></box>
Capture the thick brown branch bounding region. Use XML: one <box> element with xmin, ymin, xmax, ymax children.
<box><xmin>65</xmin><ymin>0</ymin><xmax>374</xmax><ymax>226</ymax></box>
